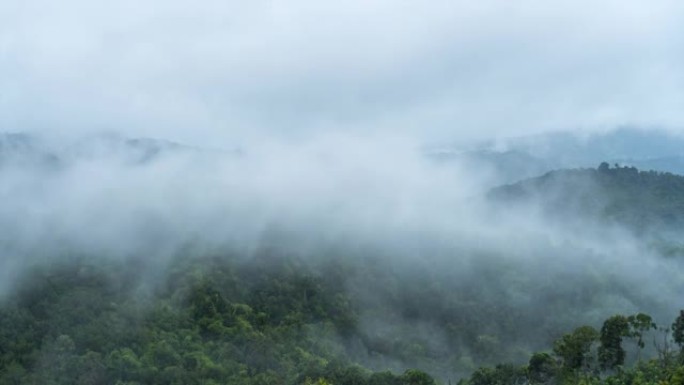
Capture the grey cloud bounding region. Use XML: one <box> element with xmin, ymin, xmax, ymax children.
<box><xmin>2</xmin><ymin>0</ymin><xmax>684</xmax><ymax>145</ymax></box>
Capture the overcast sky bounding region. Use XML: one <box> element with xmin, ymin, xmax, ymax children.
<box><xmin>1</xmin><ymin>0</ymin><xmax>683</xmax><ymax>147</ymax></box>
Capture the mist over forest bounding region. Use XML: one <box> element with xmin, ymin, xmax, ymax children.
<box><xmin>2</xmin><ymin>128</ymin><xmax>684</xmax><ymax>384</ymax></box>
<box><xmin>3</xmin><ymin>0</ymin><xmax>684</xmax><ymax>384</ymax></box>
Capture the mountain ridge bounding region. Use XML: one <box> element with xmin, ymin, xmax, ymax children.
<box><xmin>489</xmin><ymin>162</ymin><xmax>684</xmax><ymax>234</ymax></box>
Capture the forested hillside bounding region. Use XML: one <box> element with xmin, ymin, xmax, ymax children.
<box><xmin>4</xmin><ymin>235</ymin><xmax>684</xmax><ymax>385</ymax></box>
<box><xmin>0</xmin><ymin>254</ymin><xmax>438</xmax><ymax>385</ymax></box>
<box><xmin>431</xmin><ymin>129</ymin><xmax>684</xmax><ymax>184</ymax></box>
<box><xmin>2</xmin><ymin>163</ymin><xmax>684</xmax><ymax>384</ymax></box>
<box><xmin>458</xmin><ymin>310</ymin><xmax>684</xmax><ymax>385</ymax></box>
<box><xmin>489</xmin><ymin>163</ymin><xmax>684</xmax><ymax>233</ymax></box>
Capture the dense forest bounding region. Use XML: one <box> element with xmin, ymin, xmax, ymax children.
<box><xmin>2</xmin><ymin>163</ymin><xmax>684</xmax><ymax>384</ymax></box>
<box><xmin>489</xmin><ymin>163</ymin><xmax>684</xmax><ymax>233</ymax></box>
<box><xmin>458</xmin><ymin>309</ymin><xmax>684</xmax><ymax>385</ymax></box>
<box><xmin>0</xmin><ymin>253</ymin><xmax>441</xmax><ymax>385</ymax></box>
<box><xmin>3</xmin><ymin>242</ymin><xmax>684</xmax><ymax>385</ymax></box>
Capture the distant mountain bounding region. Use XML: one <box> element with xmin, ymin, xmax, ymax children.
<box><xmin>489</xmin><ymin>163</ymin><xmax>684</xmax><ymax>234</ymax></box>
<box><xmin>0</xmin><ymin>133</ymin><xmax>61</xmax><ymax>170</ymax></box>
<box><xmin>430</xmin><ymin>128</ymin><xmax>684</xmax><ymax>184</ymax></box>
<box><xmin>64</xmin><ymin>133</ymin><xmax>194</xmax><ymax>165</ymax></box>
<box><xmin>431</xmin><ymin>148</ymin><xmax>558</xmax><ymax>184</ymax></box>
<box><xmin>0</xmin><ymin>133</ymin><xmax>235</xmax><ymax>170</ymax></box>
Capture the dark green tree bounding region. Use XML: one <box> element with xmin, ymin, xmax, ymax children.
<box><xmin>553</xmin><ymin>325</ymin><xmax>599</xmax><ymax>373</ymax></box>
<box><xmin>400</xmin><ymin>369</ymin><xmax>436</xmax><ymax>385</ymax></box>
<box><xmin>627</xmin><ymin>313</ymin><xmax>656</xmax><ymax>361</ymax></box>
<box><xmin>466</xmin><ymin>364</ymin><xmax>527</xmax><ymax>385</ymax></box>
<box><xmin>368</xmin><ymin>371</ymin><xmax>402</xmax><ymax>385</ymax></box>
<box><xmin>598</xmin><ymin>315</ymin><xmax>631</xmax><ymax>371</ymax></box>
<box><xmin>528</xmin><ymin>352</ymin><xmax>557</xmax><ymax>384</ymax></box>
<box><xmin>672</xmin><ymin>310</ymin><xmax>684</xmax><ymax>352</ymax></box>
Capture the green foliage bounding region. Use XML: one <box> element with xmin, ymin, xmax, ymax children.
<box><xmin>400</xmin><ymin>369</ymin><xmax>437</xmax><ymax>385</ymax></box>
<box><xmin>672</xmin><ymin>311</ymin><xmax>684</xmax><ymax>352</ymax></box>
<box><xmin>553</xmin><ymin>326</ymin><xmax>599</xmax><ymax>373</ymax></box>
<box><xmin>2</xmin><ymin>243</ymin><xmax>684</xmax><ymax>385</ymax></box>
<box><xmin>528</xmin><ymin>352</ymin><xmax>557</xmax><ymax>384</ymax></box>
<box><xmin>464</xmin><ymin>364</ymin><xmax>526</xmax><ymax>385</ymax></box>
<box><xmin>490</xmin><ymin>163</ymin><xmax>684</xmax><ymax>233</ymax></box>
<box><xmin>458</xmin><ymin>311</ymin><xmax>684</xmax><ymax>385</ymax></box>
<box><xmin>598</xmin><ymin>315</ymin><xmax>630</xmax><ymax>371</ymax></box>
<box><xmin>0</xmin><ymin>256</ymin><xmax>417</xmax><ymax>385</ymax></box>
<box><xmin>627</xmin><ymin>313</ymin><xmax>658</xmax><ymax>364</ymax></box>
<box><xmin>368</xmin><ymin>371</ymin><xmax>403</xmax><ymax>385</ymax></box>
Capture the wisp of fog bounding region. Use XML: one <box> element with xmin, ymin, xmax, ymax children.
<box><xmin>1</xmin><ymin>132</ymin><xmax>683</xmax><ymax>381</ymax></box>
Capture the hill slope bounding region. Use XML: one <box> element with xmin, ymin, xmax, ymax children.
<box><xmin>431</xmin><ymin>128</ymin><xmax>684</xmax><ymax>184</ymax></box>
<box><xmin>489</xmin><ymin>163</ymin><xmax>684</xmax><ymax>233</ymax></box>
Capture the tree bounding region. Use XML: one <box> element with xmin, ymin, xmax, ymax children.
<box><xmin>553</xmin><ymin>326</ymin><xmax>599</xmax><ymax>373</ymax></box>
<box><xmin>368</xmin><ymin>371</ymin><xmax>402</xmax><ymax>385</ymax></box>
<box><xmin>672</xmin><ymin>310</ymin><xmax>684</xmax><ymax>352</ymax></box>
<box><xmin>401</xmin><ymin>369</ymin><xmax>436</xmax><ymax>385</ymax></box>
<box><xmin>528</xmin><ymin>352</ymin><xmax>557</xmax><ymax>384</ymax></box>
<box><xmin>598</xmin><ymin>315</ymin><xmax>630</xmax><ymax>371</ymax></box>
<box><xmin>627</xmin><ymin>313</ymin><xmax>656</xmax><ymax>361</ymax></box>
<box><xmin>467</xmin><ymin>365</ymin><xmax>526</xmax><ymax>385</ymax></box>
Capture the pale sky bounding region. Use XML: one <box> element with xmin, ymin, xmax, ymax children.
<box><xmin>1</xmin><ymin>0</ymin><xmax>683</xmax><ymax>147</ymax></box>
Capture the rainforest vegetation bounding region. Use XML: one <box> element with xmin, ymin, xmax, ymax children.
<box><xmin>490</xmin><ymin>163</ymin><xmax>684</xmax><ymax>233</ymax></box>
<box><xmin>2</xmin><ymin>163</ymin><xmax>684</xmax><ymax>384</ymax></box>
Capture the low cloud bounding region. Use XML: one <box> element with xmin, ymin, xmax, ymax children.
<box><xmin>2</xmin><ymin>0</ymin><xmax>684</xmax><ymax>145</ymax></box>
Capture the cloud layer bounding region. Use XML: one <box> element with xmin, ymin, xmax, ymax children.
<box><xmin>2</xmin><ymin>0</ymin><xmax>684</xmax><ymax>146</ymax></box>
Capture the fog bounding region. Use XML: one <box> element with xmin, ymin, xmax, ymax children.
<box><xmin>1</xmin><ymin>131</ymin><xmax>684</xmax><ymax>380</ymax></box>
<box><xmin>0</xmin><ymin>133</ymin><xmax>483</xmax><ymax>265</ymax></box>
<box><xmin>3</xmin><ymin>0</ymin><xmax>684</xmax><ymax>381</ymax></box>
